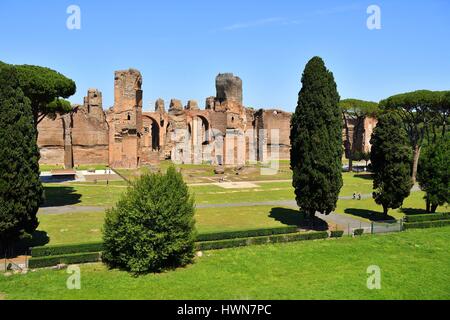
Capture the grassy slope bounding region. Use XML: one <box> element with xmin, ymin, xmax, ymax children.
<box><xmin>2</xmin><ymin>227</ymin><xmax>450</xmax><ymax>300</ymax></box>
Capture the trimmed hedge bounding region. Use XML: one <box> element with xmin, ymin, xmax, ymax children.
<box><xmin>330</xmin><ymin>230</ymin><xmax>344</xmax><ymax>238</ymax></box>
<box><xmin>196</xmin><ymin>231</ymin><xmax>328</xmax><ymax>251</ymax></box>
<box><xmin>404</xmin><ymin>212</ymin><xmax>450</xmax><ymax>223</ymax></box>
<box><xmin>196</xmin><ymin>226</ymin><xmax>298</xmax><ymax>242</ymax></box>
<box><xmin>353</xmin><ymin>229</ymin><xmax>364</xmax><ymax>236</ymax></box>
<box><xmin>30</xmin><ymin>228</ymin><xmax>299</xmax><ymax>257</ymax></box>
<box><xmin>31</xmin><ymin>242</ymin><xmax>103</xmax><ymax>258</ymax></box>
<box><xmin>403</xmin><ymin>219</ymin><xmax>450</xmax><ymax>230</ymax></box>
<box><xmin>28</xmin><ymin>252</ymin><xmax>101</xmax><ymax>269</ymax></box>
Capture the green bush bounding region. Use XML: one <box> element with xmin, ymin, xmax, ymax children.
<box><xmin>28</xmin><ymin>252</ymin><xmax>101</xmax><ymax>269</ymax></box>
<box><xmin>31</xmin><ymin>242</ymin><xmax>103</xmax><ymax>257</ymax></box>
<box><xmin>404</xmin><ymin>212</ymin><xmax>450</xmax><ymax>223</ymax></box>
<box><xmin>353</xmin><ymin>229</ymin><xmax>364</xmax><ymax>236</ymax></box>
<box><xmin>102</xmin><ymin>166</ymin><xmax>196</xmax><ymax>274</ymax></box>
<box><xmin>197</xmin><ymin>226</ymin><xmax>298</xmax><ymax>242</ymax></box>
<box><xmin>403</xmin><ymin>219</ymin><xmax>450</xmax><ymax>230</ymax></box>
<box><xmin>196</xmin><ymin>231</ymin><xmax>328</xmax><ymax>251</ymax></box>
<box><xmin>330</xmin><ymin>230</ymin><xmax>344</xmax><ymax>238</ymax></box>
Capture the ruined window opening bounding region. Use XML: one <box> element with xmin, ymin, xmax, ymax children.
<box><xmin>151</xmin><ymin>121</ymin><xmax>160</xmax><ymax>151</ymax></box>
<box><xmin>127</xmin><ymin>114</ymin><xmax>131</xmax><ymax>121</ymax></box>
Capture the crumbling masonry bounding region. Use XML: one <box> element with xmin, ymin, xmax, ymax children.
<box><xmin>37</xmin><ymin>69</ymin><xmax>376</xmax><ymax>169</ymax></box>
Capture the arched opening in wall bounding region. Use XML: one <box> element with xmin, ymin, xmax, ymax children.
<box><xmin>151</xmin><ymin>120</ymin><xmax>159</xmax><ymax>150</ymax></box>
<box><xmin>143</xmin><ymin>116</ymin><xmax>160</xmax><ymax>152</ymax></box>
<box><xmin>194</xmin><ymin>115</ymin><xmax>210</xmax><ymax>145</ymax></box>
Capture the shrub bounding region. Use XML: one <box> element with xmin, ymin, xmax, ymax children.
<box><xmin>404</xmin><ymin>212</ymin><xmax>450</xmax><ymax>223</ymax></box>
<box><xmin>353</xmin><ymin>229</ymin><xmax>364</xmax><ymax>236</ymax></box>
<box><xmin>403</xmin><ymin>220</ymin><xmax>450</xmax><ymax>230</ymax></box>
<box><xmin>330</xmin><ymin>230</ymin><xmax>344</xmax><ymax>238</ymax></box>
<box><xmin>196</xmin><ymin>226</ymin><xmax>298</xmax><ymax>242</ymax></box>
<box><xmin>196</xmin><ymin>231</ymin><xmax>328</xmax><ymax>251</ymax></box>
<box><xmin>28</xmin><ymin>252</ymin><xmax>101</xmax><ymax>269</ymax></box>
<box><xmin>31</xmin><ymin>242</ymin><xmax>103</xmax><ymax>257</ymax></box>
<box><xmin>102</xmin><ymin>166</ymin><xmax>196</xmax><ymax>274</ymax></box>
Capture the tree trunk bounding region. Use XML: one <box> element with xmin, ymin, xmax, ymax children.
<box><xmin>431</xmin><ymin>204</ymin><xmax>438</xmax><ymax>213</ymax></box>
<box><xmin>411</xmin><ymin>144</ymin><xmax>421</xmax><ymax>184</ymax></box>
<box><xmin>383</xmin><ymin>205</ymin><xmax>389</xmax><ymax>217</ymax></box>
<box><xmin>426</xmin><ymin>197</ymin><xmax>431</xmax><ymax>213</ymax></box>
<box><xmin>342</xmin><ymin>113</ymin><xmax>353</xmax><ymax>172</ymax></box>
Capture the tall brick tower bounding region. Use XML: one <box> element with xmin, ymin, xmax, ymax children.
<box><xmin>108</xmin><ymin>69</ymin><xmax>143</xmax><ymax>168</ymax></box>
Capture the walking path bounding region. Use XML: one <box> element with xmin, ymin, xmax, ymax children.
<box><xmin>39</xmin><ymin>185</ymin><xmax>420</xmax><ymax>215</ymax></box>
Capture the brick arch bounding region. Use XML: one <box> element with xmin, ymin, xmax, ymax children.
<box><xmin>142</xmin><ymin>115</ymin><xmax>160</xmax><ymax>150</ymax></box>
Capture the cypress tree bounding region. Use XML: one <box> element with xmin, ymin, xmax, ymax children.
<box><xmin>0</xmin><ymin>64</ymin><xmax>43</xmax><ymax>249</ymax></box>
<box><xmin>370</xmin><ymin>113</ymin><xmax>412</xmax><ymax>216</ymax></box>
<box><xmin>417</xmin><ymin>137</ymin><xmax>449</xmax><ymax>213</ymax></box>
<box><xmin>290</xmin><ymin>57</ymin><xmax>343</xmax><ymax>220</ymax></box>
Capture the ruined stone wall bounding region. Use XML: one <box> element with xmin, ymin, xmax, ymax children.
<box><xmin>343</xmin><ymin>115</ymin><xmax>378</xmax><ymax>158</ymax></box>
<box><xmin>71</xmin><ymin>90</ymin><xmax>109</xmax><ymax>165</ymax></box>
<box><xmin>37</xmin><ymin>68</ymin><xmax>376</xmax><ymax>170</ymax></box>
<box><xmin>38</xmin><ymin>117</ymin><xmax>65</xmax><ymax>166</ymax></box>
<box><xmin>255</xmin><ymin>109</ymin><xmax>291</xmax><ymax>161</ymax></box>
<box><xmin>37</xmin><ymin>89</ymin><xmax>109</xmax><ymax>167</ymax></box>
<box><xmin>107</xmin><ymin>69</ymin><xmax>143</xmax><ymax>168</ymax></box>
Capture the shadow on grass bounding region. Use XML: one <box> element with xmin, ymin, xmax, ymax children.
<box><xmin>41</xmin><ymin>186</ymin><xmax>81</xmax><ymax>207</ymax></box>
<box><xmin>400</xmin><ymin>208</ymin><xmax>427</xmax><ymax>216</ymax></box>
<box><xmin>345</xmin><ymin>208</ymin><xmax>396</xmax><ymax>222</ymax></box>
<box><xmin>1</xmin><ymin>231</ymin><xmax>50</xmax><ymax>258</ymax></box>
<box><xmin>269</xmin><ymin>207</ymin><xmax>329</xmax><ymax>231</ymax></box>
<box><xmin>353</xmin><ymin>173</ymin><xmax>374</xmax><ymax>180</ymax></box>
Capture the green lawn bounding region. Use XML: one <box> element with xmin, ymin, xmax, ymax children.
<box><xmin>336</xmin><ymin>191</ymin><xmax>449</xmax><ymax>221</ymax></box>
<box><xmin>37</xmin><ymin>212</ymin><xmax>106</xmax><ymax>245</ymax></box>
<box><xmin>2</xmin><ymin>227</ymin><xmax>450</xmax><ymax>300</ymax></box>
<box><xmin>42</xmin><ymin>172</ymin><xmax>374</xmax><ymax>207</ymax></box>
<box><xmin>38</xmin><ymin>191</ymin><xmax>447</xmax><ymax>246</ymax></box>
<box><xmin>37</xmin><ymin>206</ymin><xmax>299</xmax><ymax>245</ymax></box>
<box><xmin>116</xmin><ymin>161</ymin><xmax>293</xmax><ymax>183</ymax></box>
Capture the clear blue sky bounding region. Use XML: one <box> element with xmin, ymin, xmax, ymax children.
<box><xmin>1</xmin><ymin>0</ymin><xmax>449</xmax><ymax>112</ymax></box>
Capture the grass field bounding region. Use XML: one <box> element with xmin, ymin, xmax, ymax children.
<box><xmin>37</xmin><ymin>206</ymin><xmax>299</xmax><ymax>245</ymax></box>
<box><xmin>42</xmin><ymin>172</ymin><xmax>374</xmax><ymax>207</ymax></box>
<box><xmin>2</xmin><ymin>227</ymin><xmax>450</xmax><ymax>300</ymax></box>
<box><xmin>36</xmin><ymin>190</ymin><xmax>447</xmax><ymax>246</ymax></box>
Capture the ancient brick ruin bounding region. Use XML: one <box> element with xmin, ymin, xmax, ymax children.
<box><xmin>37</xmin><ymin>69</ymin><xmax>376</xmax><ymax>169</ymax></box>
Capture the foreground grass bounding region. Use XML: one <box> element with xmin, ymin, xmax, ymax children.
<box><xmin>2</xmin><ymin>227</ymin><xmax>450</xmax><ymax>300</ymax></box>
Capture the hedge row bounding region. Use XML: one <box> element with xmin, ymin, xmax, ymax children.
<box><xmin>403</xmin><ymin>219</ymin><xmax>450</xmax><ymax>230</ymax></box>
<box><xmin>330</xmin><ymin>230</ymin><xmax>344</xmax><ymax>238</ymax></box>
<box><xmin>31</xmin><ymin>242</ymin><xmax>103</xmax><ymax>257</ymax></box>
<box><xmin>404</xmin><ymin>212</ymin><xmax>450</xmax><ymax>223</ymax></box>
<box><xmin>28</xmin><ymin>252</ymin><xmax>101</xmax><ymax>269</ymax></box>
<box><xmin>196</xmin><ymin>231</ymin><xmax>328</xmax><ymax>251</ymax></box>
<box><xmin>31</xmin><ymin>227</ymin><xmax>299</xmax><ymax>257</ymax></box>
<box><xmin>196</xmin><ymin>226</ymin><xmax>298</xmax><ymax>242</ymax></box>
